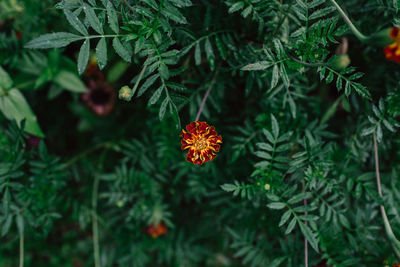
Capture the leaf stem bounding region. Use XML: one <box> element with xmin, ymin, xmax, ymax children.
<box><xmin>63</xmin><ymin>141</ymin><xmax>115</xmax><ymax>169</ymax></box>
<box><xmin>92</xmin><ymin>173</ymin><xmax>100</xmax><ymax>267</ymax></box>
<box><xmin>302</xmin><ymin>180</ymin><xmax>308</xmax><ymax>267</ymax></box>
<box><xmin>131</xmin><ymin>63</ymin><xmax>148</xmax><ymax>96</ymax></box>
<box><xmin>92</xmin><ymin>151</ymin><xmax>107</xmax><ymax>267</ymax></box>
<box><xmin>328</xmin><ymin>0</ymin><xmax>368</xmax><ymax>42</ymax></box>
<box><xmin>19</xmin><ymin>230</ymin><xmax>24</xmax><ymax>267</ymax></box>
<box><xmin>373</xmin><ymin>132</ymin><xmax>400</xmax><ymax>260</ymax></box>
<box><xmin>195</xmin><ymin>69</ymin><xmax>219</xmax><ymax>121</ymax></box>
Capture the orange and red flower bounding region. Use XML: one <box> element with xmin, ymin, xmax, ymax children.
<box><xmin>384</xmin><ymin>27</ymin><xmax>400</xmax><ymax>63</ymax></box>
<box><xmin>180</xmin><ymin>121</ymin><xmax>222</xmax><ymax>165</ymax></box>
<box><xmin>146</xmin><ymin>222</ymin><xmax>168</xmax><ymax>238</ymax></box>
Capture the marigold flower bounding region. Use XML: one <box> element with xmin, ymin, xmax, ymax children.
<box><xmin>146</xmin><ymin>222</ymin><xmax>168</xmax><ymax>238</ymax></box>
<box><xmin>180</xmin><ymin>121</ymin><xmax>222</xmax><ymax>165</ymax></box>
<box><xmin>384</xmin><ymin>27</ymin><xmax>400</xmax><ymax>63</ymax></box>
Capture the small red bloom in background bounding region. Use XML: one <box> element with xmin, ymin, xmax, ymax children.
<box><xmin>84</xmin><ymin>56</ymin><xmax>105</xmax><ymax>81</ymax></box>
<box><xmin>180</xmin><ymin>121</ymin><xmax>222</xmax><ymax>165</ymax></box>
<box><xmin>15</xmin><ymin>31</ymin><xmax>22</xmax><ymax>40</ymax></box>
<box><xmin>384</xmin><ymin>27</ymin><xmax>400</xmax><ymax>63</ymax></box>
<box><xmin>82</xmin><ymin>80</ymin><xmax>116</xmax><ymax>116</ymax></box>
<box><xmin>25</xmin><ymin>134</ymin><xmax>41</xmax><ymax>150</ymax></box>
<box><xmin>393</xmin><ymin>263</ymin><xmax>400</xmax><ymax>267</ymax></box>
<box><xmin>146</xmin><ymin>222</ymin><xmax>168</xmax><ymax>238</ymax></box>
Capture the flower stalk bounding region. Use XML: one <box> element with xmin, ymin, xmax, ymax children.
<box><xmin>19</xmin><ymin>230</ymin><xmax>24</xmax><ymax>267</ymax></box>
<box><xmin>373</xmin><ymin>132</ymin><xmax>400</xmax><ymax>260</ymax></box>
<box><xmin>328</xmin><ymin>0</ymin><xmax>368</xmax><ymax>42</ymax></box>
<box><xmin>195</xmin><ymin>69</ymin><xmax>219</xmax><ymax>121</ymax></box>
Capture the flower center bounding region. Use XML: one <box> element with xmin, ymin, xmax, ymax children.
<box><xmin>193</xmin><ymin>136</ymin><xmax>208</xmax><ymax>151</ymax></box>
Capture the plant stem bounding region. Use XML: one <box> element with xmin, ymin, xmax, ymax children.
<box><xmin>63</xmin><ymin>141</ymin><xmax>114</xmax><ymax>169</ymax></box>
<box><xmin>92</xmin><ymin>151</ymin><xmax>108</xmax><ymax>267</ymax></box>
<box><xmin>328</xmin><ymin>0</ymin><xmax>368</xmax><ymax>42</ymax></box>
<box><xmin>131</xmin><ymin>63</ymin><xmax>148</xmax><ymax>97</ymax></box>
<box><xmin>302</xmin><ymin>180</ymin><xmax>308</xmax><ymax>267</ymax></box>
<box><xmin>195</xmin><ymin>69</ymin><xmax>219</xmax><ymax>121</ymax></box>
<box><xmin>373</xmin><ymin>132</ymin><xmax>400</xmax><ymax>260</ymax></box>
<box><xmin>19</xmin><ymin>231</ymin><xmax>24</xmax><ymax>267</ymax></box>
<box><xmin>92</xmin><ymin>173</ymin><xmax>100</xmax><ymax>267</ymax></box>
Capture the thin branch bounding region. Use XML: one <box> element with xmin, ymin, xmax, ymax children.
<box><xmin>195</xmin><ymin>69</ymin><xmax>219</xmax><ymax>121</ymax></box>
<box><xmin>122</xmin><ymin>0</ymin><xmax>135</xmax><ymax>12</ymax></box>
<box><xmin>19</xmin><ymin>231</ymin><xmax>24</xmax><ymax>267</ymax></box>
<box><xmin>373</xmin><ymin>132</ymin><xmax>400</xmax><ymax>260</ymax></box>
<box><xmin>302</xmin><ymin>180</ymin><xmax>308</xmax><ymax>267</ymax></box>
<box><xmin>131</xmin><ymin>63</ymin><xmax>148</xmax><ymax>97</ymax></box>
<box><xmin>328</xmin><ymin>0</ymin><xmax>368</xmax><ymax>42</ymax></box>
<box><xmin>92</xmin><ymin>173</ymin><xmax>100</xmax><ymax>267</ymax></box>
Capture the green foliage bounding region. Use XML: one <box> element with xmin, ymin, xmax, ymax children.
<box><xmin>1</xmin><ymin>0</ymin><xmax>400</xmax><ymax>266</ymax></box>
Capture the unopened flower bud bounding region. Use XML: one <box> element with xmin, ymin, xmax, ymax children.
<box><xmin>368</xmin><ymin>27</ymin><xmax>395</xmax><ymax>47</ymax></box>
<box><xmin>116</xmin><ymin>200</ymin><xmax>124</xmax><ymax>208</ymax></box>
<box><xmin>328</xmin><ymin>55</ymin><xmax>351</xmax><ymax>70</ymax></box>
<box><xmin>119</xmin><ymin>86</ymin><xmax>133</xmax><ymax>101</ymax></box>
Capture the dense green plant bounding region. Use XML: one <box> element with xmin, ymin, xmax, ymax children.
<box><xmin>1</xmin><ymin>0</ymin><xmax>400</xmax><ymax>266</ymax></box>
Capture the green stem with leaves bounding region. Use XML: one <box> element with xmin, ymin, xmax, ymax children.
<box><xmin>373</xmin><ymin>132</ymin><xmax>400</xmax><ymax>260</ymax></box>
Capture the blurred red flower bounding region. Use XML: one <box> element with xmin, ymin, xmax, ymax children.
<box><xmin>146</xmin><ymin>222</ymin><xmax>168</xmax><ymax>238</ymax></box>
<box><xmin>384</xmin><ymin>27</ymin><xmax>400</xmax><ymax>63</ymax></box>
<box><xmin>82</xmin><ymin>80</ymin><xmax>116</xmax><ymax>116</ymax></box>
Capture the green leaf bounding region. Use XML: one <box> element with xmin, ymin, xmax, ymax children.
<box><xmin>309</xmin><ymin>6</ymin><xmax>336</xmax><ymax>20</ymax></box>
<box><xmin>254</xmin><ymin>151</ymin><xmax>271</xmax><ymax>160</ymax></box>
<box><xmin>220</xmin><ymin>183</ymin><xmax>238</xmax><ymax>192</ymax></box>
<box><xmin>339</xmin><ymin>213</ymin><xmax>351</xmax><ymax>229</ymax></box>
<box><xmin>285</xmin><ymin>217</ymin><xmax>297</xmax><ymax>234</ymax></box>
<box><xmin>64</xmin><ymin>9</ymin><xmax>88</xmax><ymax>35</ymax></box>
<box><xmin>267</xmin><ymin>202</ymin><xmax>286</xmax><ymax>209</ymax></box>
<box><xmin>279</xmin><ymin>210</ymin><xmax>291</xmax><ymax>226</ymax></box>
<box><xmin>161</xmin><ymin>4</ymin><xmax>187</xmax><ymax>24</ymax></box>
<box><xmin>287</xmin><ymin>192</ymin><xmax>311</xmax><ymax>205</ymax></box>
<box><xmin>280</xmin><ymin>63</ymin><xmax>290</xmax><ymax>88</ymax></box>
<box><xmin>0</xmin><ymin>66</ymin><xmax>13</xmax><ymax>90</ymax></box>
<box><xmin>159</xmin><ymin>63</ymin><xmax>170</xmax><ymax>80</ymax></box>
<box><xmin>1</xmin><ymin>215</ymin><xmax>12</xmax><ymax>237</ymax></box>
<box><xmin>25</xmin><ymin>32</ymin><xmax>82</xmax><ymax>49</ymax></box>
<box><xmin>228</xmin><ymin>2</ymin><xmax>244</xmax><ymax>13</ymax></box>
<box><xmin>241</xmin><ymin>5</ymin><xmax>252</xmax><ymax>18</ymax></box>
<box><xmin>148</xmin><ymin>86</ymin><xmax>163</xmax><ymax>105</ymax></box>
<box><xmin>112</xmin><ymin>37</ymin><xmax>131</xmax><ymax>62</ymax></box>
<box><xmin>195</xmin><ymin>43</ymin><xmax>201</xmax><ymax>65</ymax></box>
<box><xmin>77</xmin><ymin>39</ymin><xmax>90</xmax><ymax>75</ymax></box>
<box><xmin>204</xmin><ymin>38</ymin><xmax>214</xmax><ymax>59</ymax></box>
<box><xmin>0</xmin><ymin>89</ymin><xmax>45</xmax><ymax>137</ymax></box>
<box><xmin>137</xmin><ymin>74</ymin><xmax>159</xmax><ymax>97</ymax></box>
<box><xmin>271</xmin><ymin>64</ymin><xmax>279</xmax><ymax>88</ymax></box>
<box><xmin>96</xmin><ymin>37</ymin><xmax>107</xmax><ymax>70</ymax></box>
<box><xmin>107</xmin><ymin>1</ymin><xmax>119</xmax><ymax>34</ymax></box>
<box><xmin>299</xmin><ymin>221</ymin><xmax>319</xmax><ymax>252</ymax></box>
<box><xmin>53</xmin><ymin>70</ymin><xmax>88</xmax><ymax>93</ymax></box>
<box><xmin>271</xmin><ymin>114</ymin><xmax>279</xmax><ymax>139</ymax></box>
<box><xmin>256</xmin><ymin>142</ymin><xmax>274</xmax><ymax>151</ymax></box>
<box><xmin>242</xmin><ymin>61</ymin><xmax>273</xmax><ymax>71</ymax></box>
<box><xmin>159</xmin><ymin>98</ymin><xmax>168</xmax><ymax>120</ymax></box>
<box><xmin>83</xmin><ymin>3</ymin><xmax>104</xmax><ymax>34</ymax></box>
